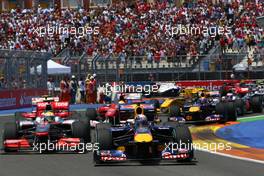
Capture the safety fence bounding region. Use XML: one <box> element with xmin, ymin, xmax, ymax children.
<box><xmin>0</xmin><ymin>50</ymin><xmax>51</xmax><ymax>109</ymax></box>
<box><xmin>0</xmin><ymin>49</ymin><xmax>51</xmax><ymax>90</ymax></box>
<box><xmin>64</xmin><ymin>52</ymin><xmax>263</xmax><ymax>83</ymax></box>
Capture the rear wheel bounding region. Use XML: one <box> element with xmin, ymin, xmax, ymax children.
<box><xmin>71</xmin><ymin>111</ymin><xmax>91</xmax><ymax>141</ymax></box>
<box><xmin>71</xmin><ymin>121</ymin><xmax>91</xmax><ymax>143</ymax></box>
<box><xmin>235</xmin><ymin>99</ymin><xmax>245</xmax><ymax>116</ymax></box>
<box><xmin>251</xmin><ymin>96</ymin><xmax>263</xmax><ymax>113</ymax></box>
<box><xmin>216</xmin><ymin>102</ymin><xmax>237</xmax><ymax>122</ymax></box>
<box><xmin>216</xmin><ymin>102</ymin><xmax>225</xmax><ymax>114</ymax></box>
<box><xmin>86</xmin><ymin>108</ymin><xmax>97</xmax><ymax>120</ymax></box>
<box><xmin>152</xmin><ymin>99</ymin><xmax>160</xmax><ymax>110</ymax></box>
<box><xmin>169</xmin><ymin>105</ymin><xmax>181</xmax><ymax>117</ymax></box>
<box><xmin>226</xmin><ymin>102</ymin><xmax>237</xmax><ymax>121</ymax></box>
<box><xmin>70</xmin><ymin>111</ymin><xmax>79</xmax><ymax>119</ymax></box>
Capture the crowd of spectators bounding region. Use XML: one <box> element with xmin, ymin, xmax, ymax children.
<box><xmin>220</xmin><ymin>2</ymin><xmax>264</xmax><ymax>54</ymax></box>
<box><xmin>0</xmin><ymin>7</ymin><xmax>91</xmax><ymax>55</ymax></box>
<box><xmin>0</xmin><ymin>0</ymin><xmax>263</xmax><ymax>65</ymax></box>
<box><xmin>59</xmin><ymin>74</ymin><xmax>97</xmax><ymax>104</ymax></box>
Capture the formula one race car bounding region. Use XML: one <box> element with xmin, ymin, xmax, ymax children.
<box><xmin>2</xmin><ymin>104</ymin><xmax>90</xmax><ymax>153</ymax></box>
<box><xmin>143</xmin><ymin>83</ymin><xmax>183</xmax><ymax>113</ymax></box>
<box><xmin>89</xmin><ymin>93</ymin><xmax>158</xmax><ymax>127</ymax></box>
<box><xmin>167</xmin><ymin>91</ymin><xmax>238</xmax><ymax>123</ymax></box>
<box><xmin>93</xmin><ymin>114</ymin><xmax>194</xmax><ymax>165</ymax></box>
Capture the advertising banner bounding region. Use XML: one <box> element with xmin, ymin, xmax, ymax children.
<box><xmin>0</xmin><ymin>89</ymin><xmax>47</xmax><ymax>110</ymax></box>
<box><xmin>175</xmin><ymin>80</ymin><xmax>253</xmax><ymax>90</ymax></box>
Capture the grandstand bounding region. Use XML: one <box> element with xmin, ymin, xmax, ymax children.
<box><xmin>0</xmin><ymin>0</ymin><xmax>263</xmax><ymax>82</ymax></box>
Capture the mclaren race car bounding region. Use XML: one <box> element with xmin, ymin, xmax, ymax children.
<box><xmin>2</xmin><ymin>104</ymin><xmax>90</xmax><ymax>153</ymax></box>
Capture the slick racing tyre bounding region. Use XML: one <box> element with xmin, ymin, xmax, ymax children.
<box><xmin>169</xmin><ymin>123</ymin><xmax>193</xmax><ymax>161</ymax></box>
<box><xmin>234</xmin><ymin>99</ymin><xmax>246</xmax><ymax>116</ymax></box>
<box><xmin>86</xmin><ymin>108</ymin><xmax>97</xmax><ymax>121</ymax></box>
<box><xmin>152</xmin><ymin>99</ymin><xmax>160</xmax><ymax>110</ymax></box>
<box><xmin>70</xmin><ymin>111</ymin><xmax>79</xmax><ymax>119</ymax></box>
<box><xmin>94</xmin><ymin>123</ymin><xmax>112</xmax><ymax>164</ymax></box>
<box><xmin>71</xmin><ymin>121</ymin><xmax>91</xmax><ymax>143</ymax></box>
<box><xmin>71</xmin><ymin>111</ymin><xmax>91</xmax><ymax>142</ymax></box>
<box><xmin>251</xmin><ymin>96</ymin><xmax>263</xmax><ymax>113</ymax></box>
<box><xmin>3</xmin><ymin>122</ymin><xmax>19</xmax><ymax>152</ymax></box>
<box><xmin>96</xmin><ymin>123</ymin><xmax>112</xmax><ymax>150</ymax></box>
<box><xmin>226</xmin><ymin>102</ymin><xmax>237</xmax><ymax>121</ymax></box>
<box><xmin>216</xmin><ymin>102</ymin><xmax>237</xmax><ymax>122</ymax></box>
<box><xmin>169</xmin><ymin>105</ymin><xmax>181</xmax><ymax>117</ymax></box>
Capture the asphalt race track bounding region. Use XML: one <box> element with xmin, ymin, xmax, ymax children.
<box><xmin>0</xmin><ymin>115</ymin><xmax>264</xmax><ymax>176</ymax></box>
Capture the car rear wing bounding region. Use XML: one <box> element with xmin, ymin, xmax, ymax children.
<box><xmin>51</xmin><ymin>102</ymin><xmax>69</xmax><ymax>110</ymax></box>
<box><xmin>32</xmin><ymin>97</ymin><xmax>59</xmax><ymax>105</ymax></box>
<box><xmin>36</xmin><ymin>101</ymin><xmax>69</xmax><ymax>111</ymax></box>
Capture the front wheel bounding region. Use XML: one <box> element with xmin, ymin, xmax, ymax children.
<box><xmin>96</xmin><ymin>123</ymin><xmax>112</xmax><ymax>150</ymax></box>
<box><xmin>94</xmin><ymin>123</ymin><xmax>112</xmax><ymax>164</ymax></box>
<box><xmin>174</xmin><ymin>123</ymin><xmax>193</xmax><ymax>161</ymax></box>
<box><xmin>3</xmin><ymin>122</ymin><xmax>19</xmax><ymax>152</ymax></box>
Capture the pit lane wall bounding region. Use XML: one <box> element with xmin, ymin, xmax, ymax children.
<box><xmin>0</xmin><ymin>89</ymin><xmax>47</xmax><ymax>110</ymax></box>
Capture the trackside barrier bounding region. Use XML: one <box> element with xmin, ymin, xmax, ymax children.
<box><xmin>0</xmin><ymin>89</ymin><xmax>47</xmax><ymax>110</ymax></box>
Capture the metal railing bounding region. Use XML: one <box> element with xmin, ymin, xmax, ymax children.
<box><xmin>0</xmin><ymin>50</ymin><xmax>51</xmax><ymax>90</ymax></box>
<box><xmin>55</xmin><ymin>47</ymin><xmax>264</xmax><ymax>82</ymax></box>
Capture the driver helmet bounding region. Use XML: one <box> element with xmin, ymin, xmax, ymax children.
<box><xmin>135</xmin><ymin>114</ymin><xmax>147</xmax><ymax>121</ymax></box>
<box><xmin>42</xmin><ymin>111</ymin><xmax>55</xmax><ymax>122</ymax></box>
<box><xmin>119</xmin><ymin>94</ymin><xmax>126</xmax><ymax>104</ymax></box>
<box><xmin>135</xmin><ymin>114</ymin><xmax>148</xmax><ymax>127</ymax></box>
<box><xmin>199</xmin><ymin>96</ymin><xmax>207</xmax><ymax>103</ymax></box>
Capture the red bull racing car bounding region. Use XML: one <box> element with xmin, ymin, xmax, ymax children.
<box><xmin>93</xmin><ymin>114</ymin><xmax>194</xmax><ymax>165</ymax></box>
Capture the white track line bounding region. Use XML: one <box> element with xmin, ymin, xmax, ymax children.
<box><xmin>238</xmin><ymin>114</ymin><xmax>264</xmax><ymax>120</ymax></box>
<box><xmin>0</xmin><ymin>114</ymin><xmax>13</xmax><ymax>117</ymax></box>
<box><xmin>196</xmin><ymin>148</ymin><xmax>264</xmax><ymax>165</ymax></box>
